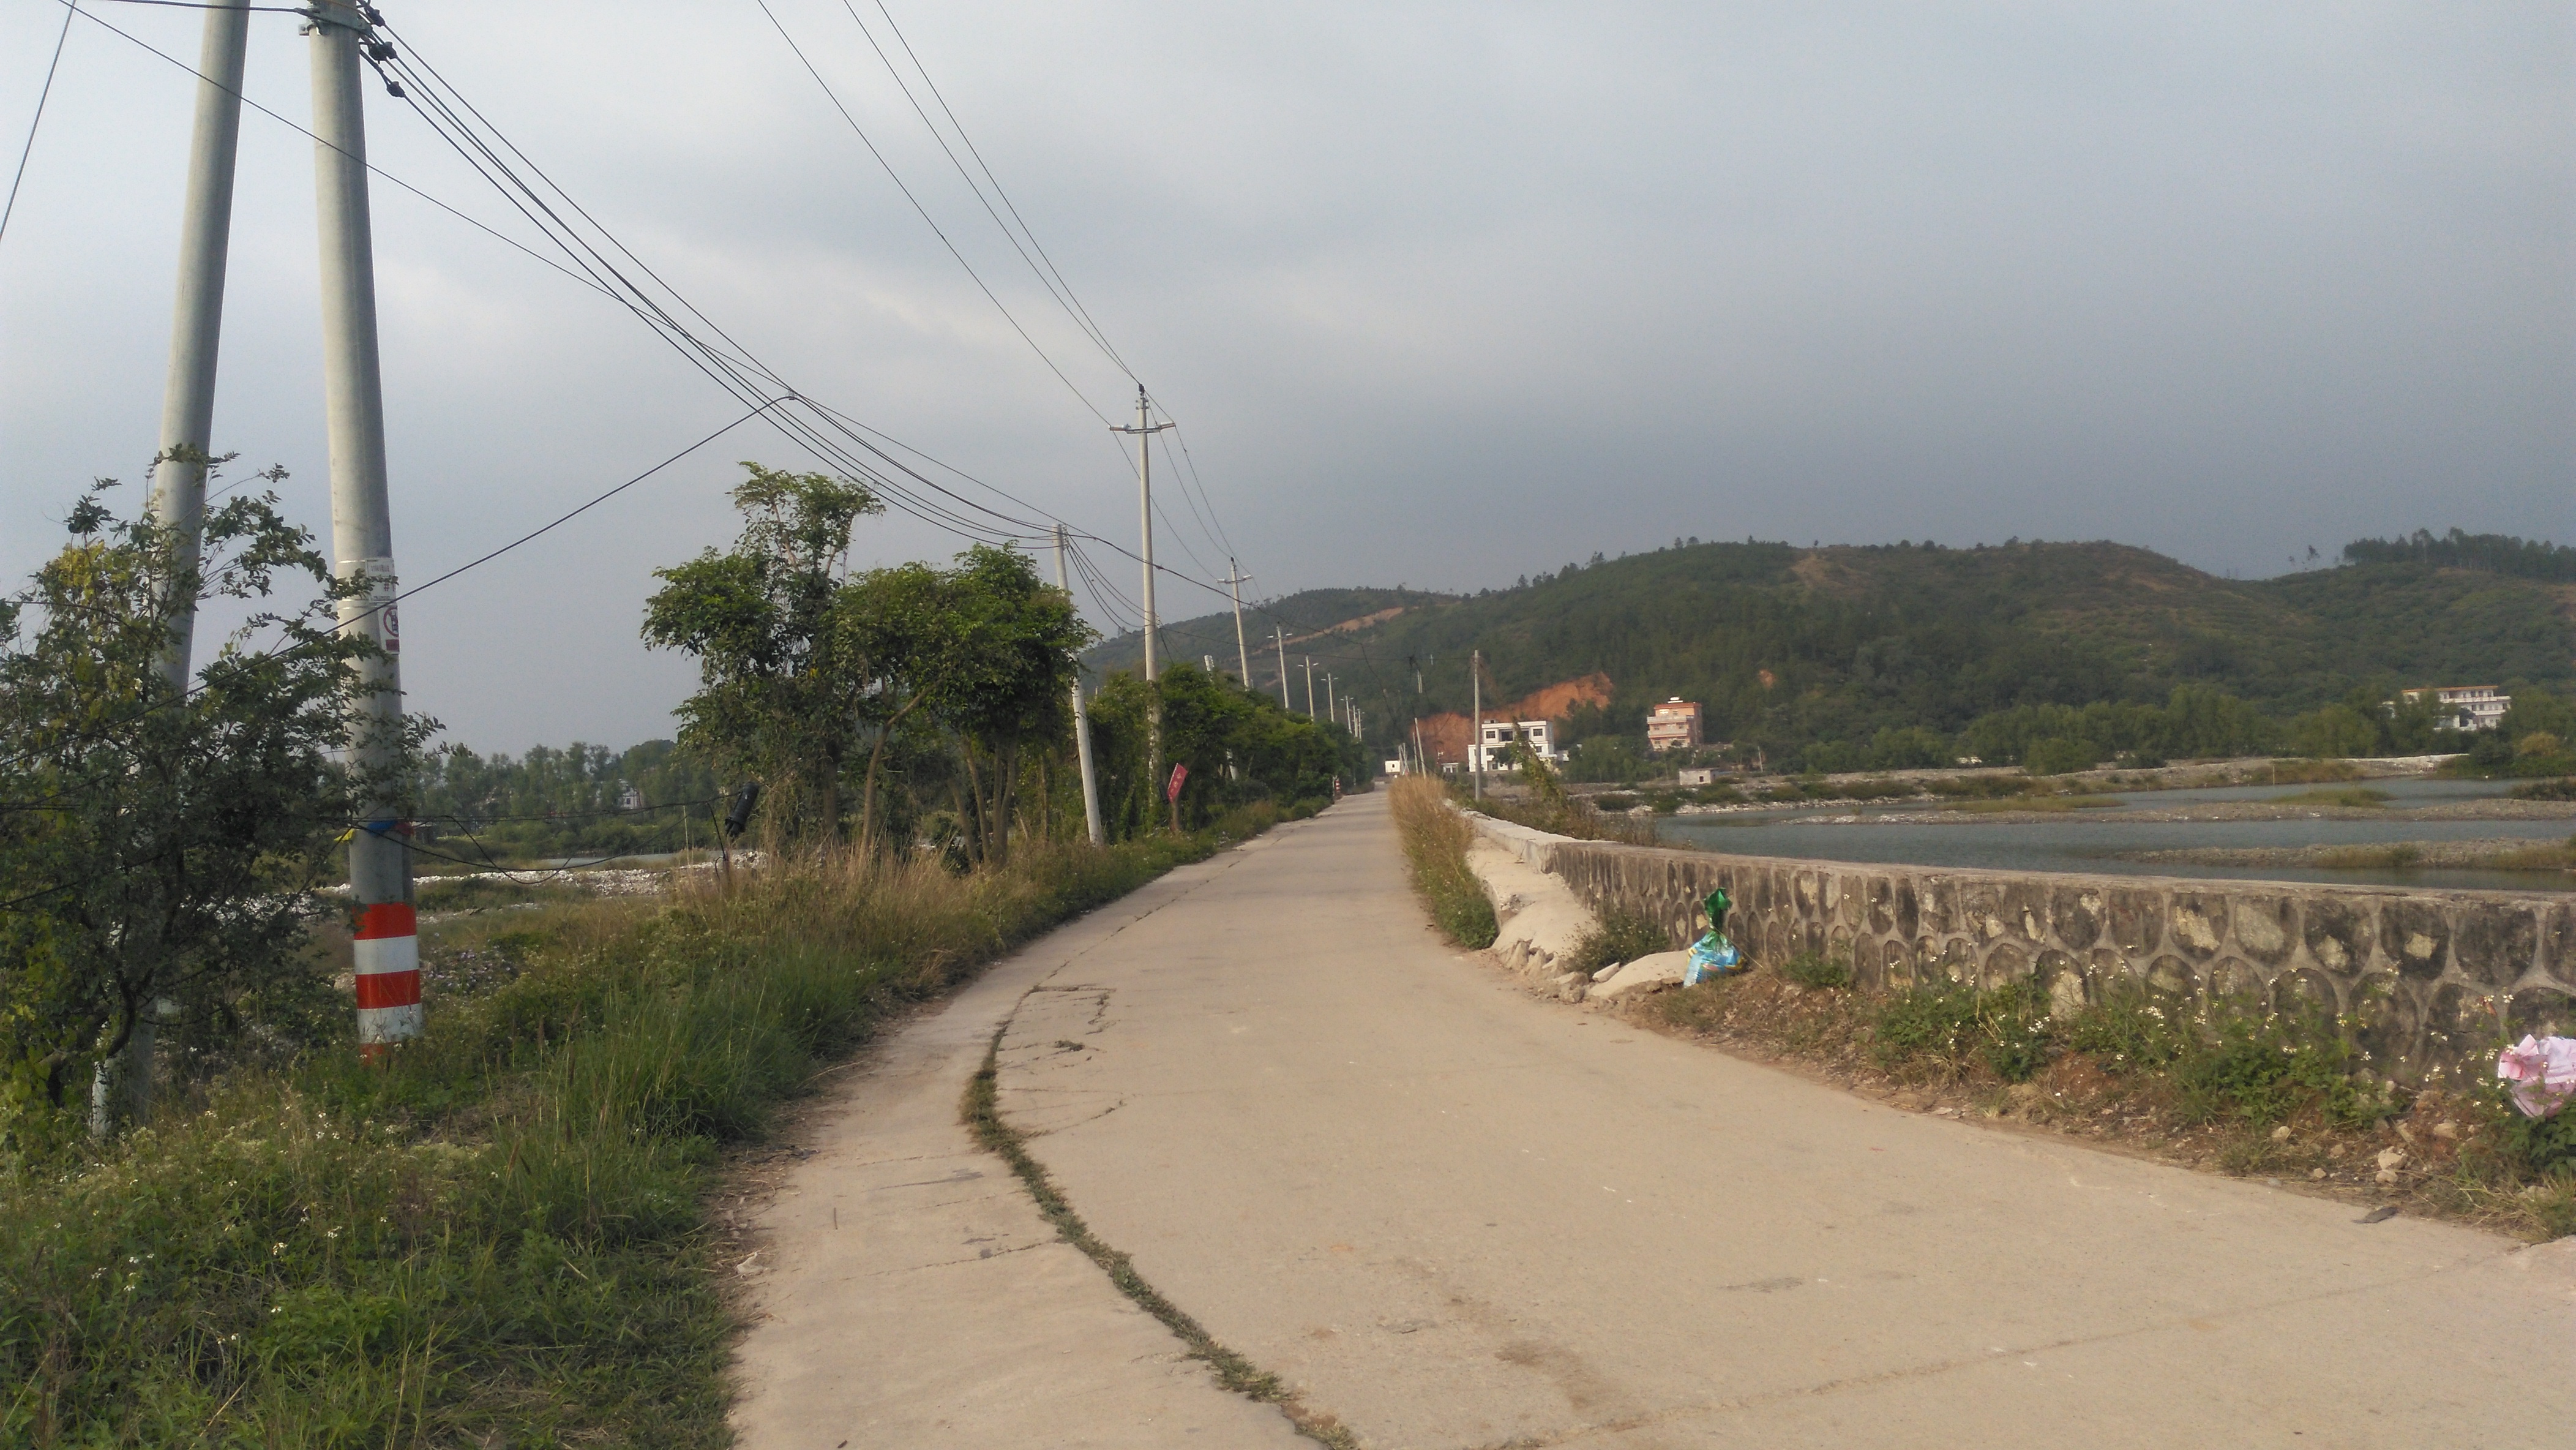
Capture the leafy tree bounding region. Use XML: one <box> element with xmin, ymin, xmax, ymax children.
<box><xmin>2287</xmin><ymin>704</ymin><xmax>2380</xmax><ymax>759</ymax></box>
<box><xmin>642</xmin><ymin>465</ymin><xmax>882</xmax><ymax>841</ymax></box>
<box><xmin>841</xmin><ymin>546</ymin><xmax>1092</xmax><ymax>866</ymax></box>
<box><xmin>0</xmin><ymin>477</ymin><xmax>398</xmax><ymax>1130</ymax></box>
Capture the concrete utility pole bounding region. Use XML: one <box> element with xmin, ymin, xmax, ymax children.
<box><xmin>146</xmin><ymin>0</ymin><xmax>252</xmax><ymax>691</ymax></box>
<box><xmin>1324</xmin><ymin>672</ymin><xmax>1335</xmax><ymax>726</ymax></box>
<box><xmin>1110</xmin><ymin>386</ymin><xmax>1174</xmax><ymax>681</ymax></box>
<box><xmin>310</xmin><ymin>0</ymin><xmax>419</xmax><ymax>1058</ymax></box>
<box><xmin>1472</xmin><ymin>650</ymin><xmax>1484</xmax><ymax>802</ymax></box>
<box><xmin>1055</xmin><ymin>526</ymin><xmax>1105</xmax><ymax>845</ymax></box>
<box><xmin>1220</xmin><ymin>560</ymin><xmax>1252</xmax><ymax>684</ymax></box>
<box><xmin>97</xmin><ymin>0</ymin><xmax>255</xmax><ymax>1134</ymax></box>
<box><xmin>1274</xmin><ymin>625</ymin><xmax>1290</xmax><ymax>708</ymax></box>
<box><xmin>1110</xmin><ymin>386</ymin><xmax>1174</xmax><ymax>805</ymax></box>
<box><xmin>1303</xmin><ymin>656</ymin><xmax>1316</xmax><ymax>716</ymax></box>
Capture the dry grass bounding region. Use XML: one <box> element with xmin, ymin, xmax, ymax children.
<box><xmin>1391</xmin><ymin>776</ymin><xmax>1497</xmax><ymax>948</ymax></box>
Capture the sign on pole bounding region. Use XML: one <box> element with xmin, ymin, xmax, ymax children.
<box><xmin>1166</xmin><ymin>763</ymin><xmax>1189</xmax><ymax>802</ymax></box>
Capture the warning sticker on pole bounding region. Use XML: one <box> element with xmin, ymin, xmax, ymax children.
<box><xmin>1166</xmin><ymin>763</ymin><xmax>1189</xmax><ymax>802</ymax></box>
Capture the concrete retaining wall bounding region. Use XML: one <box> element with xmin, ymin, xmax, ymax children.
<box><xmin>1472</xmin><ymin>816</ymin><xmax>2576</xmax><ymax>1079</ymax></box>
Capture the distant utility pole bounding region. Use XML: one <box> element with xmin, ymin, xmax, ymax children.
<box><xmin>1111</xmin><ymin>386</ymin><xmax>1174</xmax><ymax>805</ymax></box>
<box><xmin>1472</xmin><ymin>649</ymin><xmax>1483</xmax><ymax>802</ymax></box>
<box><xmin>101</xmin><ymin>0</ymin><xmax>254</xmax><ymax>1132</ymax></box>
<box><xmin>1221</xmin><ymin>559</ymin><xmax>1252</xmax><ymax>684</ymax></box>
<box><xmin>1274</xmin><ymin>625</ymin><xmax>1290</xmax><ymax>708</ymax></box>
<box><xmin>310</xmin><ymin>0</ymin><xmax>418</xmax><ymax>1059</ymax></box>
<box><xmin>1324</xmin><ymin>672</ymin><xmax>1336</xmax><ymax>726</ymax></box>
<box><xmin>1304</xmin><ymin>655</ymin><xmax>1316</xmax><ymax>716</ymax></box>
<box><xmin>1054</xmin><ymin>525</ymin><xmax>1104</xmax><ymax>845</ymax></box>
<box><xmin>1110</xmin><ymin>385</ymin><xmax>1174</xmax><ymax>682</ymax></box>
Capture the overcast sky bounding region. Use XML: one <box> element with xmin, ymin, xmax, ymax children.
<box><xmin>3</xmin><ymin>1</ymin><xmax>2568</xmax><ymax>750</ymax></box>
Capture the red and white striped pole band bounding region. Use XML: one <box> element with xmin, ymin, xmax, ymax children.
<box><xmin>352</xmin><ymin>901</ymin><xmax>422</xmax><ymax>1046</ymax></box>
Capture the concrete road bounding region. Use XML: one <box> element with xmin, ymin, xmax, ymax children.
<box><xmin>730</xmin><ymin>846</ymin><xmax>1312</xmax><ymax>1448</ymax></box>
<box><xmin>986</xmin><ymin>791</ymin><xmax>2575</xmax><ymax>1448</ymax></box>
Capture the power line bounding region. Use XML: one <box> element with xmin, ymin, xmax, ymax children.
<box><xmin>842</xmin><ymin>0</ymin><xmax>1135</xmax><ymax>381</ymax></box>
<box><xmin>752</xmin><ymin>0</ymin><xmax>1115</xmax><ymax>429</ymax></box>
<box><xmin>0</xmin><ymin>0</ymin><xmax>77</xmax><ymax>250</ymax></box>
<box><xmin>50</xmin><ymin>1</ymin><xmax>624</xmax><ymax>301</ymax></box>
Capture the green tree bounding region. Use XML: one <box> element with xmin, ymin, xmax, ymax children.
<box><xmin>642</xmin><ymin>465</ymin><xmax>883</xmax><ymax>841</ymax></box>
<box><xmin>0</xmin><ymin>477</ymin><xmax>395</xmax><ymax>1130</ymax></box>
<box><xmin>825</xmin><ymin>544</ymin><xmax>1095</xmax><ymax>862</ymax></box>
<box><xmin>2288</xmin><ymin>704</ymin><xmax>2380</xmax><ymax>759</ymax></box>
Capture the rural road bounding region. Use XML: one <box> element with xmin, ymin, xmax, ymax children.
<box><xmin>735</xmin><ymin>792</ymin><xmax>2576</xmax><ymax>1448</ymax></box>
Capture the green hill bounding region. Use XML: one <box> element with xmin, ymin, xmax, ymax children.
<box><xmin>1092</xmin><ymin>538</ymin><xmax>2576</xmax><ymax>769</ymax></box>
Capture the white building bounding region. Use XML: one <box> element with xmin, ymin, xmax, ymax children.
<box><xmin>2399</xmin><ymin>685</ymin><xmax>2512</xmax><ymax>732</ymax></box>
<box><xmin>1677</xmin><ymin>767</ymin><xmax>1717</xmax><ymax>786</ymax></box>
<box><xmin>1475</xmin><ymin>719</ymin><xmax>1564</xmax><ymax>772</ymax></box>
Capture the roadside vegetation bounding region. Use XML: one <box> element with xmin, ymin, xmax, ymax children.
<box><xmin>1389</xmin><ymin>777</ymin><xmax>1497</xmax><ymax>949</ymax></box>
<box><xmin>1645</xmin><ymin>962</ymin><xmax>2576</xmax><ymax>1240</ymax></box>
<box><xmin>1</xmin><ymin>462</ymin><xmax>1356</xmax><ymax>1444</ymax></box>
<box><xmin>2</xmin><ymin>825</ymin><xmax>1287</xmax><ymax>1443</ymax></box>
<box><xmin>1383</xmin><ymin>762</ymin><xmax>2572</xmax><ymax>1241</ymax></box>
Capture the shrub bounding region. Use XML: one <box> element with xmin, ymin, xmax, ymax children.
<box><xmin>2023</xmin><ymin>736</ymin><xmax>2101</xmax><ymax>776</ymax></box>
<box><xmin>1870</xmin><ymin>979</ymin><xmax>1981</xmax><ymax>1069</ymax></box>
<box><xmin>1567</xmin><ymin>907</ymin><xmax>1668</xmax><ymax>977</ymax></box>
<box><xmin>2170</xmin><ymin>1012</ymin><xmax>2381</xmax><ymax>1129</ymax></box>
<box><xmin>1870</xmin><ymin>979</ymin><xmax>2051</xmax><ymax>1082</ymax></box>
<box><xmin>1777</xmin><ymin>950</ymin><xmax>1852</xmax><ymax>991</ymax></box>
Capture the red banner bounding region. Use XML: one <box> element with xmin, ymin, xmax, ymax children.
<box><xmin>1166</xmin><ymin>763</ymin><xmax>1189</xmax><ymax>802</ymax></box>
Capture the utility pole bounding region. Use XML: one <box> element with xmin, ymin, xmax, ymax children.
<box><xmin>1054</xmin><ymin>526</ymin><xmax>1104</xmax><ymax>845</ymax></box>
<box><xmin>1110</xmin><ymin>386</ymin><xmax>1174</xmax><ymax>806</ymax></box>
<box><xmin>1472</xmin><ymin>649</ymin><xmax>1484</xmax><ymax>802</ymax></box>
<box><xmin>1324</xmin><ymin>672</ymin><xmax>1336</xmax><ymax>726</ymax></box>
<box><xmin>1274</xmin><ymin>625</ymin><xmax>1290</xmax><ymax>708</ymax></box>
<box><xmin>310</xmin><ymin>0</ymin><xmax>418</xmax><ymax>1059</ymax></box>
<box><xmin>1220</xmin><ymin>559</ymin><xmax>1252</xmax><ymax>685</ymax></box>
<box><xmin>1110</xmin><ymin>386</ymin><xmax>1174</xmax><ymax>681</ymax></box>
<box><xmin>147</xmin><ymin>0</ymin><xmax>251</xmax><ymax>689</ymax></box>
<box><xmin>1303</xmin><ymin>656</ymin><xmax>1316</xmax><ymax>716</ymax></box>
<box><xmin>99</xmin><ymin>0</ymin><xmax>254</xmax><ymax>1133</ymax></box>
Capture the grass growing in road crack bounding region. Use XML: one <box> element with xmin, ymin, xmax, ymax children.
<box><xmin>963</xmin><ymin>1028</ymin><xmax>1360</xmax><ymax>1450</ymax></box>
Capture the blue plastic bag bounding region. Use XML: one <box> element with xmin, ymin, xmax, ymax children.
<box><xmin>1685</xmin><ymin>934</ymin><xmax>1737</xmax><ymax>985</ymax></box>
<box><xmin>1683</xmin><ymin>887</ymin><xmax>1740</xmax><ymax>985</ymax></box>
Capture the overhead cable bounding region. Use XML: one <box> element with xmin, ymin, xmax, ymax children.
<box><xmin>0</xmin><ymin>0</ymin><xmax>78</xmax><ymax>250</ymax></box>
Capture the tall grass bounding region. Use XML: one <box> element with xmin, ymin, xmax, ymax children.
<box><xmin>1390</xmin><ymin>777</ymin><xmax>1497</xmax><ymax>949</ymax></box>
<box><xmin>0</xmin><ymin>808</ymin><xmax>1290</xmax><ymax>1447</ymax></box>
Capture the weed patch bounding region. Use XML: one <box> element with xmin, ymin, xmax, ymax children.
<box><xmin>1566</xmin><ymin>907</ymin><xmax>1669</xmax><ymax>977</ymax></box>
<box><xmin>0</xmin><ymin>806</ymin><xmax>1295</xmax><ymax>1446</ymax></box>
<box><xmin>1391</xmin><ymin>778</ymin><xmax>1499</xmax><ymax>948</ymax></box>
<box><xmin>1777</xmin><ymin>950</ymin><xmax>1852</xmax><ymax>991</ymax></box>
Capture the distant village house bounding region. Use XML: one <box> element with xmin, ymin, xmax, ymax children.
<box><xmin>2397</xmin><ymin>685</ymin><xmax>2510</xmax><ymax>732</ymax></box>
<box><xmin>1646</xmin><ymin>697</ymin><xmax>1702</xmax><ymax>753</ymax></box>
<box><xmin>1475</xmin><ymin>718</ymin><xmax>1563</xmax><ymax>772</ymax></box>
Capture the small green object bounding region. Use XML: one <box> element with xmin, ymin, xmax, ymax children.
<box><xmin>1704</xmin><ymin>888</ymin><xmax>1730</xmax><ymax>934</ymax></box>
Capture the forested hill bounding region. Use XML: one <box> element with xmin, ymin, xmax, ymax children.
<box><xmin>1090</xmin><ymin>538</ymin><xmax>2576</xmax><ymax>763</ymax></box>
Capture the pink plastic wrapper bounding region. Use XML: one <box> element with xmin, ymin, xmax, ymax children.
<box><xmin>2495</xmin><ymin>1035</ymin><xmax>2576</xmax><ymax>1119</ymax></box>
